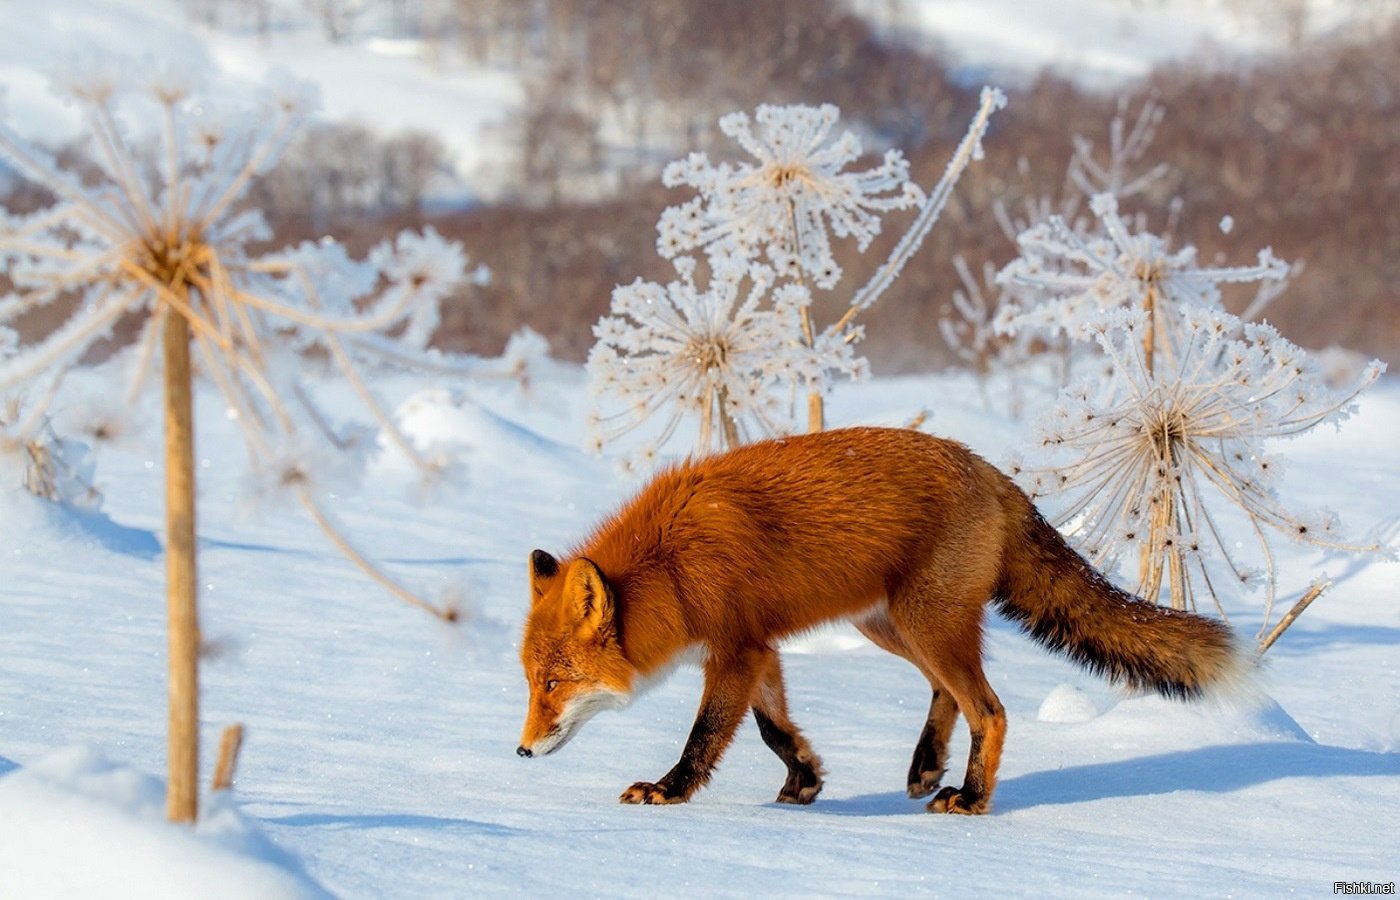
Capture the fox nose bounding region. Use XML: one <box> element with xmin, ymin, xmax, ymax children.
<box><xmin>516</xmin><ymin>745</ymin><xmax>533</xmax><ymax>758</ymax></box>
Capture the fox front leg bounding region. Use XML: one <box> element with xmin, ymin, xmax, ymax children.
<box><xmin>620</xmin><ymin>648</ymin><xmax>765</xmax><ymax>805</ymax></box>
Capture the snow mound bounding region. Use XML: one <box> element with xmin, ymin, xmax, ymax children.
<box><xmin>382</xmin><ymin>387</ymin><xmax>583</xmax><ymax>470</ymax></box>
<box><xmin>0</xmin><ymin>487</ymin><xmax>161</xmax><ymax>560</ymax></box>
<box><xmin>0</xmin><ymin>746</ymin><xmax>327</xmax><ymax>899</ymax></box>
<box><xmin>1037</xmin><ymin>683</ymin><xmax>1099</xmax><ymax>723</ymax></box>
<box><xmin>1096</xmin><ymin>693</ymin><xmax>1314</xmax><ymax>744</ymax></box>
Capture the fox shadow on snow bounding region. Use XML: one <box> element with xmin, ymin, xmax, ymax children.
<box><xmin>815</xmin><ymin>741</ymin><xmax>1400</xmax><ymax>816</ymax></box>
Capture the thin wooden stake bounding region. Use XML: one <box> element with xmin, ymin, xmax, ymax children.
<box><xmin>212</xmin><ymin>724</ymin><xmax>245</xmax><ymax>791</ymax></box>
<box><xmin>164</xmin><ymin>306</ymin><xmax>200</xmax><ymax>824</ymax></box>
<box><xmin>1257</xmin><ymin>579</ymin><xmax>1331</xmax><ymax>655</ymax></box>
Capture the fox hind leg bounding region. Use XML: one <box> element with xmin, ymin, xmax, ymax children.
<box><xmin>888</xmin><ymin>593</ymin><xmax>1006</xmax><ymax>815</ymax></box>
<box><xmin>855</xmin><ymin>610</ymin><xmax>960</xmax><ymax>798</ymax></box>
<box><xmin>906</xmin><ymin>687</ymin><xmax>959</xmax><ymax>799</ymax></box>
<box><xmin>752</xmin><ymin>649</ymin><xmax>824</xmax><ymax>805</ymax></box>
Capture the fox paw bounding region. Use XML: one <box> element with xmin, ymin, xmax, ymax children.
<box><xmin>620</xmin><ymin>782</ymin><xmax>686</xmax><ymax>805</ymax></box>
<box><xmin>927</xmin><ymin>787</ymin><xmax>986</xmax><ymax>815</ymax></box>
<box><xmin>906</xmin><ymin>768</ymin><xmax>945</xmax><ymax>799</ymax></box>
<box><xmin>776</xmin><ymin>778</ymin><xmax>823</xmax><ymax>805</ymax></box>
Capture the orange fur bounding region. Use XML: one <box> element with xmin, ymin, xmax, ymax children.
<box><xmin>518</xmin><ymin>427</ymin><xmax>1240</xmax><ymax>812</ymax></box>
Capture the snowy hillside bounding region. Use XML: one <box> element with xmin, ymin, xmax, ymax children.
<box><xmin>0</xmin><ymin>366</ymin><xmax>1395</xmax><ymax>896</ymax></box>
<box><xmin>5</xmin><ymin>0</ymin><xmax>1387</xmax><ymax>201</ymax></box>
<box><xmin>861</xmin><ymin>0</ymin><xmax>1397</xmax><ymax>87</ymax></box>
<box><xmin>0</xmin><ymin>0</ymin><xmax>522</xmax><ymax>199</ymax></box>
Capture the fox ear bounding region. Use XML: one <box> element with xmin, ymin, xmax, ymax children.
<box><xmin>529</xmin><ymin>549</ymin><xmax>558</xmax><ymax>601</ymax></box>
<box><xmin>565</xmin><ymin>557</ymin><xmax>613</xmax><ymax>635</ymax></box>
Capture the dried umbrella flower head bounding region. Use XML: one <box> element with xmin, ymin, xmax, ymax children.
<box><xmin>593</xmin><ymin>88</ymin><xmax>1006</xmax><ymax>458</ymax></box>
<box><xmin>0</xmin><ymin>60</ymin><xmax>479</xmax><ymax>619</ymax></box>
<box><xmin>587</xmin><ymin>258</ymin><xmax>860</xmax><ymax>459</ymax></box>
<box><xmin>657</xmin><ymin>102</ymin><xmax>925</xmax><ymax>289</ymax></box>
<box><xmin>996</xmin><ymin>193</ymin><xmax>1290</xmax><ymax>352</ymax></box>
<box><xmin>1013</xmin><ymin>305</ymin><xmax>1384</xmax><ymax>630</ymax></box>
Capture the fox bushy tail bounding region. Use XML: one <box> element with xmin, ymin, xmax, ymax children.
<box><xmin>994</xmin><ymin>498</ymin><xmax>1242</xmax><ymax>699</ymax></box>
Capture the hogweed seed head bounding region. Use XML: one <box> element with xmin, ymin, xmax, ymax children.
<box><xmin>0</xmin><ymin>58</ymin><xmax>478</xmax><ymax>620</ymax></box>
<box><xmin>657</xmin><ymin>103</ymin><xmax>923</xmax><ymax>289</ymax></box>
<box><xmin>1015</xmin><ymin>304</ymin><xmax>1383</xmax><ymax>626</ymax></box>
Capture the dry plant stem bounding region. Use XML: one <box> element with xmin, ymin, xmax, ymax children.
<box><xmin>697</xmin><ymin>385</ymin><xmax>715</xmax><ymax>451</ymax></box>
<box><xmin>828</xmin><ymin>300</ymin><xmax>863</xmax><ymax>338</ymax></box>
<box><xmin>0</xmin><ymin>286</ymin><xmax>138</xmax><ymax>389</ymax></box>
<box><xmin>1257</xmin><ymin>580</ymin><xmax>1331</xmax><ymax>655</ymax></box>
<box><xmin>716</xmin><ymin>384</ymin><xmax>740</xmax><ymax>448</ymax></box>
<box><xmin>195</xmin><ymin>112</ymin><xmax>296</xmax><ymax>232</ymax></box>
<box><xmin>810</xmin><ymin>90</ymin><xmax>1001</xmax><ymax>430</ymax></box>
<box><xmin>22</xmin><ymin>441</ymin><xmax>57</xmax><ymax>500</ymax></box>
<box><xmin>783</xmin><ymin>265</ymin><xmax>821</xmax><ymax>434</ymax></box>
<box><xmin>1142</xmin><ymin>491</ymin><xmax>1169</xmax><ymax>606</ymax></box>
<box><xmin>349</xmin><ymin>336</ymin><xmax>520</xmax><ymax>380</ymax></box>
<box><xmin>211</xmin><ymin>723</ymin><xmax>245</xmax><ymax>791</ymax></box>
<box><xmin>245</xmin><ymin>258</ymin><xmax>425</xmax><ymax>335</ymax></box>
<box><xmin>0</xmin><ymin>128</ymin><xmax>124</xmax><ymax>241</ymax></box>
<box><xmin>163</xmin><ymin>305</ymin><xmax>200</xmax><ymax>824</ymax></box>
<box><xmin>293</xmin><ymin>382</ymin><xmax>353</xmax><ymax>450</ymax></box>
<box><xmin>1142</xmin><ymin>283</ymin><xmax>1156</xmax><ymax>377</ymax></box>
<box><xmin>184</xmin><ymin>327</ymin><xmax>452</xmax><ymax>623</ymax></box>
<box><xmin>842</xmin><ymin>88</ymin><xmax>1003</xmax><ymax>323</ymax></box>
<box><xmin>12</xmin><ymin>366</ymin><xmax>69</xmax><ymax>440</ymax></box>
<box><xmin>294</xmin><ymin>486</ymin><xmax>456</xmax><ymax>621</ymax></box>
<box><xmin>322</xmin><ymin>332</ymin><xmax>430</xmax><ymax>469</ymax></box>
<box><xmin>796</xmin><ymin>304</ymin><xmax>823</xmax><ymax>433</ymax></box>
<box><xmin>807</xmin><ymin>391</ymin><xmax>824</xmax><ymax>432</ymax></box>
<box><xmin>126</xmin><ymin>317</ymin><xmax>163</xmax><ymax>405</ymax></box>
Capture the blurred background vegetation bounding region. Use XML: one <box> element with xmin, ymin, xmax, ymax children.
<box><xmin>8</xmin><ymin>0</ymin><xmax>1397</xmax><ymax>371</ymax></box>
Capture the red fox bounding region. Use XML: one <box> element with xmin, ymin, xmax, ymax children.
<box><xmin>517</xmin><ymin>427</ymin><xmax>1242</xmax><ymax>813</ymax></box>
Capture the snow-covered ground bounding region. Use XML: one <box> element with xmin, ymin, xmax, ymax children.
<box><xmin>0</xmin><ymin>365</ymin><xmax>1396</xmax><ymax>897</ymax></box>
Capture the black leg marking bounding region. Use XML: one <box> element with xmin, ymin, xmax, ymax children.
<box><xmin>754</xmin><ymin>709</ymin><xmax>823</xmax><ymax>804</ymax></box>
<box><xmin>621</xmin><ymin>650</ymin><xmax>766</xmax><ymax>805</ymax></box>
<box><xmin>907</xmin><ymin>689</ymin><xmax>952</xmax><ymax>798</ymax></box>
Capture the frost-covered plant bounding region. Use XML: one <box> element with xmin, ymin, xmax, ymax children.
<box><xmin>954</xmin><ymin>99</ymin><xmax>1169</xmax><ymax>398</ymax></box>
<box><xmin>588</xmin><ymin>258</ymin><xmax>857</xmax><ymax>459</ymax></box>
<box><xmin>1067</xmin><ymin>97</ymin><xmax>1171</xmax><ymax>201</ymax></box>
<box><xmin>1</xmin><ymin>396</ymin><xmax>101</xmax><ymax>508</ymax></box>
<box><xmin>0</xmin><ymin>60</ymin><xmax>478</xmax><ymax>820</ymax></box>
<box><xmin>592</xmin><ymin>88</ymin><xmax>1005</xmax><ymax>454</ymax></box>
<box><xmin>0</xmin><ymin>63</ymin><xmax>472</xmax><ymax>617</ymax></box>
<box><xmin>992</xmin><ymin>99</ymin><xmax>1382</xmax><ymax>643</ymax></box>
<box><xmin>658</xmin><ymin>103</ymin><xmax>925</xmax><ymax>289</ymax></box>
<box><xmin>1011</xmin><ymin>305</ymin><xmax>1384</xmax><ymax>630</ymax></box>
<box><xmin>937</xmin><ymin>255</ymin><xmax>1033</xmax><ymax>414</ymax></box>
<box><xmin>996</xmin><ymin>193</ymin><xmax>1289</xmax><ymax>368</ymax></box>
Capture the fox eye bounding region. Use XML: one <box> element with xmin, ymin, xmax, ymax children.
<box><xmin>545</xmin><ymin>680</ymin><xmax>559</xmax><ymax>693</ymax></box>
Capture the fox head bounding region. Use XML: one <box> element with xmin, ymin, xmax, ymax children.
<box><xmin>517</xmin><ymin>550</ymin><xmax>635</xmax><ymax>758</ymax></box>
